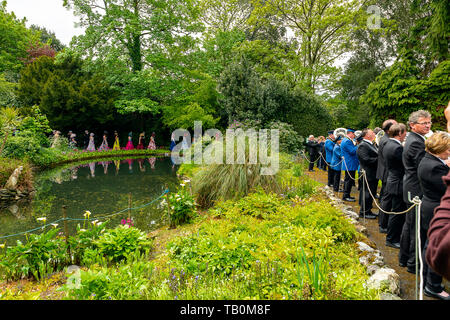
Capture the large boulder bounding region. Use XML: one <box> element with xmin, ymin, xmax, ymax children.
<box><xmin>4</xmin><ymin>166</ymin><xmax>23</xmax><ymax>190</ymax></box>
<box><xmin>366</xmin><ymin>268</ymin><xmax>400</xmax><ymax>296</ymax></box>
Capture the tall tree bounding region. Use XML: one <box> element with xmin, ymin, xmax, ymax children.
<box><xmin>251</xmin><ymin>0</ymin><xmax>364</xmax><ymax>92</ymax></box>
<box><xmin>64</xmin><ymin>0</ymin><xmax>202</xmax><ymax>73</ymax></box>
<box><xmin>30</xmin><ymin>25</ymin><xmax>66</xmax><ymax>52</ymax></box>
<box><xmin>17</xmin><ymin>54</ymin><xmax>117</xmax><ymax>131</ymax></box>
<box><xmin>0</xmin><ymin>1</ymin><xmax>38</xmax><ymax>73</ymax></box>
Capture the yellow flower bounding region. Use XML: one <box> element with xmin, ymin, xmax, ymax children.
<box><xmin>83</xmin><ymin>210</ymin><xmax>92</xmax><ymax>218</ymax></box>
<box><xmin>0</xmin><ymin>243</ymin><xmax>5</xmax><ymax>249</ymax></box>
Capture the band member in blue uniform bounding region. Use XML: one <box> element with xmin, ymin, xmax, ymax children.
<box><xmin>325</xmin><ymin>131</ymin><xmax>336</xmax><ymax>187</ymax></box>
<box><xmin>340</xmin><ymin>128</ymin><xmax>359</xmax><ymax>202</ymax></box>
<box><xmin>330</xmin><ymin>135</ymin><xmax>344</xmax><ymax>192</ymax></box>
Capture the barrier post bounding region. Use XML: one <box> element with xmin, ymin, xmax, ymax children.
<box><xmin>408</xmin><ymin>191</ymin><xmax>420</xmax><ymax>301</ymax></box>
<box><xmin>413</xmin><ymin>195</ymin><xmax>423</xmax><ymax>300</ymax></box>
<box><xmin>361</xmin><ymin>169</ymin><xmax>365</xmax><ymax>223</ymax></box>
<box><xmin>165</xmin><ymin>185</ymin><xmax>172</xmax><ymax>228</ymax></box>
<box><xmin>62</xmin><ymin>205</ymin><xmax>71</xmax><ymax>259</ymax></box>
<box><xmin>128</xmin><ymin>193</ymin><xmax>132</xmax><ymax>220</ymax></box>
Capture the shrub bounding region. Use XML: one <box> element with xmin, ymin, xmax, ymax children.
<box><xmin>0</xmin><ymin>228</ymin><xmax>69</xmax><ymax>281</ymax></box>
<box><xmin>162</xmin><ymin>187</ymin><xmax>196</xmax><ymax>228</ymax></box>
<box><xmin>291</xmin><ymin>201</ymin><xmax>357</xmax><ymax>242</ymax></box>
<box><xmin>210</xmin><ymin>190</ymin><xmax>287</xmax><ymax>220</ymax></box>
<box><xmin>68</xmin><ymin>222</ymin><xmax>109</xmax><ymax>266</ymax></box>
<box><xmin>62</xmin><ymin>257</ymin><xmax>154</xmax><ymax>300</ymax></box>
<box><xmin>269</xmin><ymin>121</ymin><xmax>304</xmax><ymax>154</ymax></box>
<box><xmin>94</xmin><ymin>225</ymin><xmax>153</xmax><ymax>263</ymax></box>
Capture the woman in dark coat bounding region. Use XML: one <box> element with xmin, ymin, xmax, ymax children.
<box><xmin>417</xmin><ymin>132</ymin><xmax>450</xmax><ymax>300</ymax></box>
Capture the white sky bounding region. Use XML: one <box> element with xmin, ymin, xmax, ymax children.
<box><xmin>5</xmin><ymin>0</ymin><xmax>85</xmax><ymax>45</ymax></box>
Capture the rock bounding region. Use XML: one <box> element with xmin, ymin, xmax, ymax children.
<box><xmin>380</xmin><ymin>292</ymin><xmax>402</xmax><ymax>300</ymax></box>
<box><xmin>357</xmin><ymin>241</ymin><xmax>375</xmax><ymax>253</ymax></box>
<box><xmin>359</xmin><ymin>255</ymin><xmax>371</xmax><ymax>266</ymax></box>
<box><xmin>366</xmin><ymin>268</ymin><xmax>400</xmax><ymax>295</ymax></box>
<box><xmin>372</xmin><ymin>252</ymin><xmax>385</xmax><ymax>267</ymax></box>
<box><xmin>355</xmin><ymin>224</ymin><xmax>368</xmax><ymax>235</ymax></box>
<box><xmin>4</xmin><ymin>166</ymin><xmax>23</xmax><ymax>190</ymax></box>
<box><xmin>366</xmin><ymin>264</ymin><xmax>380</xmax><ymax>275</ymax></box>
<box><xmin>8</xmin><ymin>204</ymin><xmax>19</xmax><ymax>215</ymax></box>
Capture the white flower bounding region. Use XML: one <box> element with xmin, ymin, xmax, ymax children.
<box><xmin>183</xmin><ymin>179</ymin><xmax>190</xmax><ymax>183</ymax></box>
<box><xmin>180</xmin><ymin>183</ymin><xmax>185</xmax><ymax>187</ymax></box>
<box><xmin>51</xmin><ymin>223</ymin><xmax>58</xmax><ymax>228</ymax></box>
<box><xmin>0</xmin><ymin>243</ymin><xmax>5</xmax><ymax>249</ymax></box>
<box><xmin>83</xmin><ymin>210</ymin><xmax>92</xmax><ymax>218</ymax></box>
<box><xmin>79</xmin><ymin>229</ymin><xmax>87</xmax><ymax>232</ymax></box>
<box><xmin>37</xmin><ymin>217</ymin><xmax>47</xmax><ymax>223</ymax></box>
<box><xmin>91</xmin><ymin>220</ymin><xmax>99</xmax><ymax>226</ymax></box>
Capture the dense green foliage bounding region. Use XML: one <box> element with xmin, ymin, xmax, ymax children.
<box><xmin>17</xmin><ymin>54</ymin><xmax>117</xmax><ymax>131</ymax></box>
<box><xmin>0</xmin><ymin>222</ymin><xmax>153</xmax><ymax>281</ymax></box>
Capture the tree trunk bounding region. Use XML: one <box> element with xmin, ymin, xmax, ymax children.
<box><xmin>0</xmin><ymin>130</ymin><xmax>10</xmax><ymax>156</ymax></box>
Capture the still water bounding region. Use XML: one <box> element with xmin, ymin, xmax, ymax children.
<box><xmin>0</xmin><ymin>157</ymin><xmax>180</xmax><ymax>245</ymax></box>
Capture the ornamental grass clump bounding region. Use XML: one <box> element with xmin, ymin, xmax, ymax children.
<box><xmin>191</xmin><ymin>136</ymin><xmax>281</xmax><ymax>208</ymax></box>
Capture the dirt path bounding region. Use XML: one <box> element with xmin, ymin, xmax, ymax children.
<box><xmin>305</xmin><ymin>168</ymin><xmax>449</xmax><ymax>300</ymax></box>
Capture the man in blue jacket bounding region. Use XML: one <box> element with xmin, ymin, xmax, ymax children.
<box><xmin>341</xmin><ymin>128</ymin><xmax>360</xmax><ymax>202</ymax></box>
<box><xmin>325</xmin><ymin>130</ymin><xmax>336</xmax><ymax>187</ymax></box>
<box><xmin>330</xmin><ymin>135</ymin><xmax>344</xmax><ymax>192</ymax></box>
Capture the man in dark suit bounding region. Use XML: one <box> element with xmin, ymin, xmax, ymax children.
<box><xmin>383</xmin><ymin>123</ymin><xmax>408</xmax><ymax>249</ymax></box>
<box><xmin>418</xmin><ymin>132</ymin><xmax>450</xmax><ymax>299</ymax></box>
<box><xmin>426</xmin><ymin>101</ymin><xmax>450</xmax><ymax>282</ymax></box>
<box><xmin>356</xmin><ymin>129</ymin><xmax>378</xmax><ymax>219</ymax></box>
<box><xmin>400</xmin><ymin>110</ymin><xmax>432</xmax><ymax>273</ymax></box>
<box><xmin>305</xmin><ymin>135</ymin><xmax>320</xmax><ymax>171</ymax></box>
<box><xmin>376</xmin><ymin>119</ymin><xmax>397</xmax><ymax>233</ymax></box>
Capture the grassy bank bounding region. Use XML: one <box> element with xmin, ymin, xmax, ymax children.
<box><xmin>0</xmin><ymin>156</ymin><xmax>381</xmax><ymax>300</ymax></box>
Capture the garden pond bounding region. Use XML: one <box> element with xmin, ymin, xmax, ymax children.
<box><xmin>0</xmin><ymin>157</ymin><xmax>180</xmax><ymax>245</ymax></box>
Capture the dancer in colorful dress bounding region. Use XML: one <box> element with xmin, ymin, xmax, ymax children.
<box><xmin>125</xmin><ymin>132</ymin><xmax>134</xmax><ymax>150</ymax></box>
<box><xmin>113</xmin><ymin>131</ymin><xmax>121</xmax><ymax>150</ymax></box>
<box><xmin>137</xmin><ymin>132</ymin><xmax>145</xmax><ymax>149</ymax></box>
<box><xmin>98</xmin><ymin>131</ymin><xmax>110</xmax><ymax>151</ymax></box>
<box><xmin>148</xmin><ymin>157</ymin><xmax>156</xmax><ymax>169</ymax></box>
<box><xmin>170</xmin><ymin>133</ymin><xmax>176</xmax><ymax>151</ymax></box>
<box><xmin>147</xmin><ymin>132</ymin><xmax>156</xmax><ymax>150</ymax></box>
<box><xmin>69</xmin><ymin>133</ymin><xmax>77</xmax><ymax>150</ymax></box>
<box><xmin>87</xmin><ymin>133</ymin><xmax>96</xmax><ymax>151</ymax></box>
<box><xmin>114</xmin><ymin>159</ymin><xmax>120</xmax><ymax>175</ymax></box>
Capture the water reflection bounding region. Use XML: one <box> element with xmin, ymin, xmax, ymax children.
<box><xmin>0</xmin><ymin>157</ymin><xmax>179</xmax><ymax>245</ymax></box>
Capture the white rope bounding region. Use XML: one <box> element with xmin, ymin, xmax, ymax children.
<box><xmin>301</xmin><ymin>151</ymin><xmax>343</xmax><ymax>168</ymax></box>
<box><xmin>318</xmin><ymin>151</ymin><xmax>344</xmax><ymax>168</ymax></box>
<box><xmin>341</xmin><ymin>157</ymin><xmax>359</xmax><ymax>182</ymax></box>
<box><xmin>361</xmin><ymin>169</ymin><xmax>417</xmax><ymax>215</ymax></box>
<box><xmin>361</xmin><ymin>169</ymin><xmax>423</xmax><ymax>300</ymax></box>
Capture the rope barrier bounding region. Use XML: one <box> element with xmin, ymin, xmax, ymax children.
<box><xmin>300</xmin><ymin>151</ymin><xmax>343</xmax><ymax>168</ymax></box>
<box><xmin>341</xmin><ymin>157</ymin><xmax>359</xmax><ymax>182</ymax></box>
<box><xmin>361</xmin><ymin>171</ymin><xmax>416</xmax><ymax>215</ymax></box>
<box><xmin>360</xmin><ymin>169</ymin><xmax>423</xmax><ymax>300</ymax></box>
<box><xmin>0</xmin><ymin>188</ymin><xmax>170</xmax><ymax>240</ymax></box>
<box><xmin>318</xmin><ymin>151</ymin><xmax>344</xmax><ymax>168</ymax></box>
